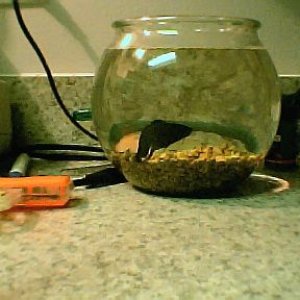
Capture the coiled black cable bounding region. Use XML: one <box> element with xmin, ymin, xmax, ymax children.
<box><xmin>20</xmin><ymin>144</ymin><xmax>106</xmax><ymax>161</ymax></box>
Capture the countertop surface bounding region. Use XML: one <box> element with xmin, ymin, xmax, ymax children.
<box><xmin>0</xmin><ymin>160</ymin><xmax>300</xmax><ymax>300</ymax></box>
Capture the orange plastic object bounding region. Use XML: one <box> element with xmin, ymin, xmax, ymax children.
<box><xmin>0</xmin><ymin>176</ymin><xmax>72</xmax><ymax>208</ymax></box>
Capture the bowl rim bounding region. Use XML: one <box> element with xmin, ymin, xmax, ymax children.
<box><xmin>112</xmin><ymin>15</ymin><xmax>261</xmax><ymax>29</ymax></box>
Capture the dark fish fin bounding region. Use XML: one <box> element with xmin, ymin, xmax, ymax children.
<box><xmin>155</xmin><ymin>122</ymin><xmax>192</xmax><ymax>148</ymax></box>
<box><xmin>136</xmin><ymin>134</ymin><xmax>152</xmax><ymax>160</ymax></box>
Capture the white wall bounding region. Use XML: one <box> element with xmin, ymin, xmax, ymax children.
<box><xmin>0</xmin><ymin>0</ymin><xmax>299</xmax><ymax>75</ymax></box>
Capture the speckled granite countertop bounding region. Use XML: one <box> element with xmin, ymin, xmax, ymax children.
<box><xmin>0</xmin><ymin>161</ymin><xmax>300</xmax><ymax>300</ymax></box>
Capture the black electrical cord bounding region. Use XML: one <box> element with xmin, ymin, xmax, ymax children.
<box><xmin>20</xmin><ymin>144</ymin><xmax>106</xmax><ymax>161</ymax></box>
<box><xmin>12</xmin><ymin>0</ymin><xmax>99</xmax><ymax>142</ymax></box>
<box><xmin>23</xmin><ymin>144</ymin><xmax>104</xmax><ymax>152</ymax></box>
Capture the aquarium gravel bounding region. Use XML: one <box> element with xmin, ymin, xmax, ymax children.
<box><xmin>115</xmin><ymin>145</ymin><xmax>262</xmax><ymax>195</ymax></box>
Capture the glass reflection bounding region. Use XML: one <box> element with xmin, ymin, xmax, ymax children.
<box><xmin>148</xmin><ymin>52</ymin><xmax>176</xmax><ymax>69</ymax></box>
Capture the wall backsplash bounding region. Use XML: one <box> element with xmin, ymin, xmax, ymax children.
<box><xmin>1</xmin><ymin>75</ymin><xmax>300</xmax><ymax>148</ymax></box>
<box><xmin>1</xmin><ymin>75</ymin><xmax>96</xmax><ymax>148</ymax></box>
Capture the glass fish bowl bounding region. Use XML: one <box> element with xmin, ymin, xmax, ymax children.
<box><xmin>91</xmin><ymin>16</ymin><xmax>281</xmax><ymax>196</ymax></box>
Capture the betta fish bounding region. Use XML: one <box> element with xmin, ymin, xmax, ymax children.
<box><xmin>136</xmin><ymin>120</ymin><xmax>192</xmax><ymax>161</ymax></box>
